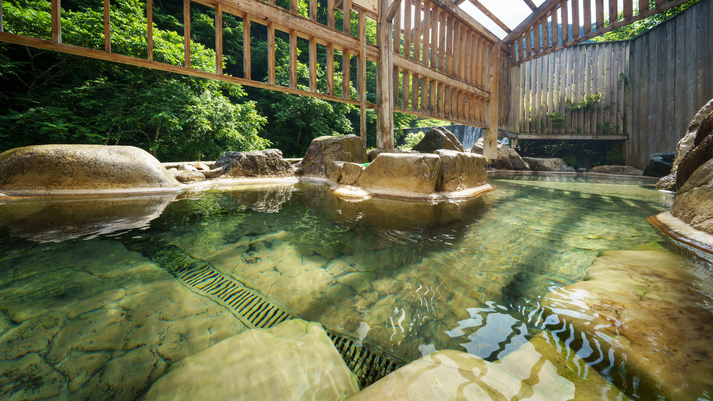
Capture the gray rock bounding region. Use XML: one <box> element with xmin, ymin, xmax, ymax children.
<box><xmin>670</xmin><ymin>159</ymin><xmax>713</xmax><ymax>235</ymax></box>
<box><xmin>672</xmin><ymin>97</ymin><xmax>713</xmax><ymax>173</ymax></box>
<box><xmin>300</xmin><ymin>135</ymin><xmax>367</xmax><ymax>176</ymax></box>
<box><xmin>675</xmin><ymin>111</ymin><xmax>713</xmax><ymax>190</ymax></box>
<box><xmin>521</xmin><ymin>157</ymin><xmax>574</xmax><ymax>172</ymax></box>
<box><xmin>472</xmin><ymin>138</ymin><xmax>529</xmax><ymax>170</ymax></box>
<box><xmin>577</xmin><ymin>168</ymin><xmax>587</xmax><ymax>173</ymax></box>
<box><xmin>656</xmin><ymin>173</ymin><xmax>676</xmax><ymax>191</ymax></box>
<box><xmin>434</xmin><ymin>150</ymin><xmax>488</xmax><ymax>192</ymax></box>
<box><xmin>367</xmin><ymin>148</ymin><xmax>418</xmax><ymax>162</ymax></box>
<box><xmin>412</xmin><ymin>127</ymin><xmax>465</xmax><ymax>153</ymax></box>
<box><xmin>356</xmin><ymin>153</ymin><xmax>441</xmax><ymax>194</ymax></box>
<box><xmin>215</xmin><ymin>149</ymin><xmax>292</xmax><ymax>177</ymax></box>
<box><xmin>588</xmin><ymin>165</ymin><xmax>643</xmax><ymax>176</ymax></box>
<box><xmin>170</xmin><ymin>170</ymin><xmax>206</xmax><ymax>183</ymax></box>
<box><xmin>644</xmin><ymin>152</ymin><xmax>676</xmax><ymax>177</ymax></box>
<box><xmin>0</xmin><ymin>145</ymin><xmax>179</xmax><ymax>193</ymax></box>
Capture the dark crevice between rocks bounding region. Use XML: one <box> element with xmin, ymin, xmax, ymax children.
<box><xmin>119</xmin><ymin>235</ymin><xmax>405</xmax><ymax>388</ymax></box>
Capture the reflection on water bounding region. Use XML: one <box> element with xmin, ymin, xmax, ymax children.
<box><xmin>0</xmin><ymin>175</ymin><xmax>711</xmax><ymax>400</ymax></box>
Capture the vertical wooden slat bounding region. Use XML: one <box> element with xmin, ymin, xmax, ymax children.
<box><xmin>243</xmin><ymin>14</ymin><xmax>250</xmax><ymax>79</ymax></box>
<box><xmin>623</xmin><ymin>0</ymin><xmax>632</xmax><ymax>19</ymax></box>
<box><xmin>640</xmin><ymin>0</ymin><xmax>649</xmax><ymax>14</ymax></box>
<box><xmin>571</xmin><ymin>0</ymin><xmax>580</xmax><ymax>40</ymax></box>
<box><xmin>413</xmin><ymin>0</ymin><xmax>421</xmax><ymax>63</ymax></box>
<box><xmin>595</xmin><ymin>0</ymin><xmax>604</xmax><ymax>33</ymax></box>
<box><xmin>453</xmin><ymin>22</ymin><xmax>461</xmax><ymax>79</ymax></box>
<box><xmin>436</xmin><ymin>82</ymin><xmax>442</xmax><ymax>117</ymax></box>
<box><xmin>533</xmin><ymin>21</ymin><xmax>540</xmax><ymax>55</ymax></box>
<box><xmin>552</xmin><ymin>4</ymin><xmax>559</xmax><ymax>46</ymax></box>
<box><xmin>342</xmin><ymin>0</ymin><xmax>351</xmax><ymax>97</ymax></box>
<box><xmin>485</xmin><ymin>44</ymin><xmax>499</xmax><ymax>159</ymax></box>
<box><xmin>578</xmin><ymin>46</ymin><xmax>585</xmax><ymax>132</ymax></box>
<box><xmin>393</xmin><ymin>0</ymin><xmax>401</xmax><ymax>55</ymax></box>
<box><xmin>147</xmin><ymin>0</ymin><xmax>153</xmax><ymax>61</ymax></box>
<box><xmin>527</xmin><ymin>28</ymin><xmax>534</xmax><ymax>58</ymax></box>
<box><xmin>104</xmin><ymin>0</ymin><xmax>110</xmax><ymax>52</ymax></box>
<box><xmin>309</xmin><ymin>37</ymin><xmax>317</xmax><ymax>92</ymax></box>
<box><xmin>0</xmin><ymin>0</ymin><xmax>4</xmax><ymax>33</ymax></box>
<box><xmin>52</xmin><ymin>0</ymin><xmax>61</xmax><ymax>43</ymax></box>
<box><xmin>617</xmin><ymin>43</ymin><xmax>626</xmax><ymax>135</ymax></box>
<box><xmin>420</xmin><ymin>77</ymin><xmax>427</xmax><ymax>114</ymax></box>
<box><xmin>215</xmin><ymin>4</ymin><xmax>223</xmax><ymax>75</ymax></box>
<box><xmin>404</xmin><ymin>0</ymin><xmax>411</xmax><ymax>59</ymax></box>
<box><xmin>560</xmin><ymin>0</ymin><xmax>568</xmax><ymax>43</ymax></box>
<box><xmin>695</xmin><ymin>1</ymin><xmax>708</xmax><ymax>114</ymax></box>
<box><xmin>541</xmin><ymin>15</ymin><xmax>549</xmax><ymax>51</ymax></box>
<box><xmin>519</xmin><ymin>63</ymin><xmax>525</xmax><ymax>133</ymax></box>
<box><xmin>597</xmin><ymin>42</ymin><xmax>605</xmax><ymax>129</ymax></box>
<box><xmin>559</xmin><ymin>46</ymin><xmax>567</xmax><ymax>132</ymax></box>
<box><xmin>402</xmin><ymin>70</ymin><xmax>410</xmax><ymax>110</ymax></box>
<box><xmin>358</xmin><ymin>10</ymin><xmax>366</xmax><ymax>145</ymax></box>
<box><xmin>591</xmin><ymin>44</ymin><xmax>598</xmax><ymax>131</ymax></box>
<box><xmin>474</xmin><ymin>37</ymin><xmax>481</xmax><ymax>87</ymax></box>
<box><xmin>326</xmin><ymin>44</ymin><xmax>334</xmax><ymax>95</ymax></box>
<box><xmin>268</xmin><ymin>22</ymin><xmax>275</xmax><ymax>85</ymax></box>
<box><xmin>571</xmin><ymin>47</ymin><xmax>578</xmax><ymax>132</ymax></box>
<box><xmin>584</xmin><ymin>46</ymin><xmax>591</xmax><ymax>133</ymax></box>
<box><xmin>422</xmin><ymin>0</ymin><xmax>430</xmax><ymax>67</ymax></box>
<box><xmin>290</xmin><ymin>0</ymin><xmax>297</xmax><ymax>13</ymax></box>
<box><xmin>552</xmin><ymin>50</ymin><xmax>560</xmax><ymax>133</ymax></box>
<box><xmin>548</xmin><ymin>52</ymin><xmax>556</xmax><ymax>132</ymax></box>
<box><xmin>612</xmin><ymin>42</ymin><xmax>621</xmax><ymax>132</ymax></box>
<box><xmin>412</xmin><ymin>73</ymin><xmax>419</xmax><ymax>112</ymax></box>
<box><xmin>184</xmin><ymin>0</ymin><xmax>190</xmax><ymax>68</ymax></box>
<box><xmin>606</xmin><ymin>43</ymin><xmax>614</xmax><ymax>128</ymax></box>
<box><xmin>309</xmin><ymin>0</ymin><xmax>316</xmax><ymax>19</ymax></box>
<box><xmin>609</xmin><ymin>0</ymin><xmax>618</xmax><ymax>26</ymax></box>
<box><xmin>429</xmin><ymin>78</ymin><xmax>436</xmax><ymax>115</ymax></box>
<box><xmin>540</xmin><ymin>52</ymin><xmax>547</xmax><ymax>132</ymax></box>
<box><xmin>533</xmin><ymin>56</ymin><xmax>539</xmax><ymax>132</ymax></box>
<box><xmin>625</xmin><ymin>41</ymin><xmax>632</xmax><ymax>164</ymax></box>
<box><xmin>583</xmin><ymin>0</ymin><xmax>591</xmax><ymax>35</ymax></box>
<box><xmin>430</xmin><ymin>7</ymin><xmax>439</xmax><ymax>69</ymax></box>
<box><xmin>438</xmin><ymin>10</ymin><xmax>446</xmax><ymax>72</ymax></box>
<box><xmin>289</xmin><ymin>30</ymin><xmax>297</xmax><ymax>88</ymax></box>
<box><xmin>565</xmin><ymin>47</ymin><xmax>573</xmax><ymax>131</ymax></box>
<box><xmin>524</xmin><ymin>60</ymin><xmax>530</xmax><ymax>131</ymax></box>
<box><xmin>328</xmin><ymin>0</ymin><xmax>335</xmax><ymax>28</ymax></box>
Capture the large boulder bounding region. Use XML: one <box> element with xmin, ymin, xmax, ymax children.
<box><xmin>143</xmin><ymin>319</ymin><xmax>359</xmax><ymax>401</ymax></box>
<box><xmin>672</xmin><ymin>97</ymin><xmax>713</xmax><ymax>173</ymax></box>
<box><xmin>521</xmin><ymin>157</ymin><xmax>574</xmax><ymax>172</ymax></box>
<box><xmin>675</xmin><ymin>110</ymin><xmax>713</xmax><ymax>190</ymax></box>
<box><xmin>472</xmin><ymin>138</ymin><xmax>529</xmax><ymax>170</ymax></box>
<box><xmin>588</xmin><ymin>165</ymin><xmax>643</xmax><ymax>175</ymax></box>
<box><xmin>411</xmin><ymin>127</ymin><xmax>465</xmax><ymax>153</ymax></box>
<box><xmin>215</xmin><ymin>149</ymin><xmax>292</xmax><ymax>177</ymax></box>
<box><xmin>356</xmin><ymin>153</ymin><xmax>441</xmax><ymax>194</ymax></box>
<box><xmin>327</xmin><ymin>161</ymin><xmax>365</xmax><ymax>185</ymax></box>
<box><xmin>643</xmin><ymin>152</ymin><xmax>676</xmax><ymax>177</ymax></box>
<box><xmin>670</xmin><ymin>158</ymin><xmax>713</xmax><ymax>235</ymax></box>
<box><xmin>300</xmin><ymin>135</ymin><xmax>367</xmax><ymax>176</ymax></box>
<box><xmin>541</xmin><ymin>250</ymin><xmax>713</xmax><ymax>400</ymax></box>
<box><xmin>0</xmin><ymin>145</ymin><xmax>179</xmax><ymax>192</ymax></box>
<box><xmin>433</xmin><ymin>150</ymin><xmax>488</xmax><ymax>192</ymax></box>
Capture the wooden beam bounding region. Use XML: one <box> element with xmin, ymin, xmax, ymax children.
<box><xmin>393</xmin><ymin>54</ymin><xmax>489</xmax><ymax>97</ymax></box>
<box><xmin>243</xmin><ymin>14</ymin><xmax>250</xmax><ymax>79</ymax></box>
<box><xmin>184</xmin><ymin>0</ymin><xmax>190</xmax><ymax>68</ymax></box>
<box><xmin>309</xmin><ymin>36</ymin><xmax>317</xmax><ymax>92</ymax></box>
<box><xmin>468</xmin><ymin>0</ymin><xmax>511</xmax><ymax>33</ymax></box>
<box><xmin>484</xmin><ymin>43</ymin><xmax>498</xmax><ymax>160</ymax></box>
<box><xmin>378</xmin><ymin>0</ymin><xmax>394</xmax><ymax>149</ymax></box>
<box><xmin>342</xmin><ymin>0</ymin><xmax>351</xmax><ymax>99</ymax></box>
<box><xmin>523</xmin><ymin>0</ymin><xmax>537</xmax><ymax>12</ymax></box>
<box><xmin>0</xmin><ymin>31</ymin><xmax>378</xmax><ymax>108</ymax></box>
<box><xmin>104</xmin><ymin>0</ymin><xmax>110</xmax><ymax>52</ymax></box>
<box><xmin>386</xmin><ymin>0</ymin><xmax>402</xmax><ymax>22</ymax></box>
<box><xmin>326</xmin><ymin>43</ymin><xmax>334</xmax><ymax>95</ymax></box>
<box><xmin>51</xmin><ymin>0</ymin><xmax>61</xmax><ymax>43</ymax></box>
<box><xmin>429</xmin><ymin>0</ymin><xmax>502</xmax><ymax>46</ymax></box>
<box><xmin>147</xmin><ymin>0</ymin><xmax>153</xmax><ymax>60</ymax></box>
<box><xmin>268</xmin><ymin>22</ymin><xmax>275</xmax><ymax>85</ymax></box>
<box><xmin>358</xmin><ymin>10</ymin><xmax>367</xmax><ymax>146</ymax></box>
<box><xmin>216</xmin><ymin>3</ymin><xmax>223</xmax><ymax>74</ymax></box>
<box><xmin>289</xmin><ymin>29</ymin><xmax>297</xmax><ymax>88</ymax></box>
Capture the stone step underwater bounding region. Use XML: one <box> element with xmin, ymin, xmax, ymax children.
<box><xmin>121</xmin><ymin>235</ymin><xmax>404</xmax><ymax>388</ymax></box>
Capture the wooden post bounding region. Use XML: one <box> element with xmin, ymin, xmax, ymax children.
<box><xmin>378</xmin><ymin>0</ymin><xmax>394</xmax><ymax>149</ymax></box>
<box><xmin>243</xmin><ymin>14</ymin><xmax>250</xmax><ymax>79</ymax></box>
<box><xmin>104</xmin><ymin>0</ymin><xmax>110</xmax><ymax>52</ymax></box>
<box><xmin>328</xmin><ymin>0</ymin><xmax>335</xmax><ymax>28</ymax></box>
<box><xmin>184</xmin><ymin>0</ymin><xmax>190</xmax><ymax>68</ymax></box>
<box><xmin>309</xmin><ymin>37</ymin><xmax>317</xmax><ymax>92</ymax></box>
<box><xmin>484</xmin><ymin>45</ymin><xmax>499</xmax><ymax>160</ymax></box>
<box><xmin>147</xmin><ymin>0</ymin><xmax>153</xmax><ymax>61</ymax></box>
<box><xmin>342</xmin><ymin>0</ymin><xmax>351</xmax><ymax>99</ymax></box>
<box><xmin>51</xmin><ymin>0</ymin><xmax>61</xmax><ymax>43</ymax></box>
<box><xmin>268</xmin><ymin>22</ymin><xmax>275</xmax><ymax>85</ymax></box>
<box><xmin>289</xmin><ymin>30</ymin><xmax>297</xmax><ymax>88</ymax></box>
<box><xmin>326</xmin><ymin>44</ymin><xmax>334</xmax><ymax>95</ymax></box>
<box><xmin>0</xmin><ymin>0</ymin><xmax>4</xmax><ymax>32</ymax></box>
<box><xmin>358</xmin><ymin>10</ymin><xmax>367</xmax><ymax>146</ymax></box>
<box><xmin>216</xmin><ymin>3</ymin><xmax>223</xmax><ymax>74</ymax></box>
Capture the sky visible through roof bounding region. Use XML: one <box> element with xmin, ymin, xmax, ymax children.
<box><xmin>459</xmin><ymin>0</ymin><xmax>545</xmax><ymax>39</ymax></box>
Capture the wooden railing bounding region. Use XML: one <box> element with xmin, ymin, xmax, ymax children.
<box><xmin>505</xmin><ymin>0</ymin><xmax>693</xmax><ymax>64</ymax></box>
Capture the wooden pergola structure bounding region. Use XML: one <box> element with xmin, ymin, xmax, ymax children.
<box><xmin>0</xmin><ymin>0</ymin><xmax>695</xmax><ymax>159</ymax></box>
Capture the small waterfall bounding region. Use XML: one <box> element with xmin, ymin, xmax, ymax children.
<box><xmin>400</xmin><ymin>124</ymin><xmax>483</xmax><ymax>151</ymax></box>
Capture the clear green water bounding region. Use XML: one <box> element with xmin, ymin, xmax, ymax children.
<box><xmin>0</xmin><ymin>174</ymin><xmax>709</xmax><ymax>400</ymax></box>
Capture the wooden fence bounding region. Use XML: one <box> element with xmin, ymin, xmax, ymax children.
<box><xmin>508</xmin><ymin>41</ymin><xmax>628</xmax><ymax>136</ymax></box>
<box><xmin>627</xmin><ymin>0</ymin><xmax>713</xmax><ymax>169</ymax></box>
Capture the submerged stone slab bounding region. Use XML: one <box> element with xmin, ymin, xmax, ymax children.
<box><xmin>0</xmin><ymin>145</ymin><xmax>179</xmax><ymax>193</ymax></box>
<box><xmin>541</xmin><ymin>250</ymin><xmax>713</xmax><ymax>400</ymax></box>
<box><xmin>356</xmin><ymin>153</ymin><xmax>441</xmax><ymax>195</ymax></box>
<box><xmin>143</xmin><ymin>319</ymin><xmax>359</xmax><ymax>401</ymax></box>
<box><xmin>301</xmin><ymin>135</ymin><xmax>367</xmax><ymax>176</ymax></box>
<box><xmin>434</xmin><ymin>149</ymin><xmax>488</xmax><ymax>192</ymax></box>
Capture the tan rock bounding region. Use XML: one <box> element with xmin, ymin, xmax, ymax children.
<box><xmin>367</xmin><ymin>148</ymin><xmax>418</xmax><ymax>162</ymax></box>
<box><xmin>411</xmin><ymin>126</ymin><xmax>465</xmax><ymax>153</ymax></box>
<box><xmin>215</xmin><ymin>149</ymin><xmax>292</xmax><ymax>177</ymax></box>
<box><xmin>170</xmin><ymin>169</ymin><xmax>206</xmax><ymax>183</ymax></box>
<box><xmin>0</xmin><ymin>145</ymin><xmax>179</xmax><ymax>193</ymax></box>
<box><xmin>473</xmin><ymin>138</ymin><xmax>529</xmax><ymax>170</ymax></box>
<box><xmin>356</xmin><ymin>153</ymin><xmax>441</xmax><ymax>194</ymax></box>
<box><xmin>301</xmin><ymin>135</ymin><xmax>367</xmax><ymax>176</ymax></box>
<box><xmin>143</xmin><ymin>319</ymin><xmax>359</xmax><ymax>401</ymax></box>
<box><xmin>670</xmin><ymin>158</ymin><xmax>713</xmax><ymax>234</ymax></box>
<box><xmin>193</xmin><ymin>162</ymin><xmax>211</xmax><ymax>171</ymax></box>
<box><xmin>672</xmin><ymin>97</ymin><xmax>713</xmax><ymax>173</ymax></box>
<box><xmin>588</xmin><ymin>165</ymin><xmax>643</xmax><ymax>175</ymax></box>
<box><xmin>521</xmin><ymin>157</ymin><xmax>574</xmax><ymax>172</ymax></box>
<box><xmin>434</xmin><ymin>149</ymin><xmax>488</xmax><ymax>192</ymax></box>
<box><xmin>541</xmin><ymin>250</ymin><xmax>713</xmax><ymax>400</ymax></box>
<box><xmin>675</xmin><ymin>110</ymin><xmax>713</xmax><ymax>189</ymax></box>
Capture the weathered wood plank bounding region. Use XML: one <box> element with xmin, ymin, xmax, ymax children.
<box><xmin>430</xmin><ymin>6</ymin><xmax>439</xmax><ymax>69</ymax></box>
<box><xmin>523</xmin><ymin>59</ymin><xmax>530</xmax><ymax>132</ymax></box>
<box><xmin>541</xmin><ymin>15</ymin><xmax>549</xmax><ymax>51</ymax></box>
<box><xmin>378</xmin><ymin>0</ymin><xmax>394</xmax><ymax>149</ymax></box>
<box><xmin>438</xmin><ymin>11</ymin><xmax>447</xmax><ymax>72</ymax></box>
<box><xmin>267</xmin><ymin>22</ymin><xmax>275</xmax><ymax>84</ymax></box>
<box><xmin>216</xmin><ymin>4</ymin><xmax>223</xmax><ymax>74</ymax></box>
<box><xmin>533</xmin><ymin>20</ymin><xmax>540</xmax><ymax>55</ymax></box>
<box><xmin>104</xmin><ymin>0</ymin><xmax>110</xmax><ymax>52</ymax></box>
<box><xmin>52</xmin><ymin>0</ymin><xmax>61</xmax><ymax>43</ymax></box>
<box><xmin>309</xmin><ymin>37</ymin><xmax>317</xmax><ymax>92</ymax></box>
<box><xmin>583</xmin><ymin>0</ymin><xmax>591</xmax><ymax>35</ymax></box>
<box><xmin>328</xmin><ymin>0</ymin><xmax>335</xmax><ymax>28</ymax></box>
<box><xmin>591</xmin><ymin>44</ymin><xmax>599</xmax><ymax>131</ymax></box>
<box><xmin>422</xmin><ymin>0</ymin><xmax>431</xmax><ymax>67</ymax></box>
<box><xmin>560</xmin><ymin>0</ymin><xmax>568</xmax><ymax>43</ymax></box>
<box><xmin>548</xmin><ymin>52</ymin><xmax>555</xmax><ymax>132</ymax></box>
<box><xmin>147</xmin><ymin>0</ymin><xmax>153</xmax><ymax>61</ymax></box>
<box><xmin>358</xmin><ymin>10</ymin><xmax>366</xmax><ymax>145</ymax></box>
<box><xmin>403</xmin><ymin>0</ymin><xmax>412</xmax><ymax>59</ymax></box>
<box><xmin>184</xmin><ymin>0</ymin><xmax>190</xmax><ymax>67</ymax></box>
<box><xmin>413</xmin><ymin>0</ymin><xmax>422</xmax><ymax>63</ymax></box>
<box><xmin>342</xmin><ymin>49</ymin><xmax>350</xmax><ymax>98</ymax></box>
<box><xmin>571</xmin><ymin>0</ymin><xmax>580</xmax><ymax>40</ymax></box>
<box><xmin>393</xmin><ymin>0</ymin><xmax>401</xmax><ymax>55</ymax></box>
<box><xmin>485</xmin><ymin>44</ymin><xmax>499</xmax><ymax>159</ymax></box>
<box><xmin>609</xmin><ymin>0</ymin><xmax>618</xmax><ymax>26</ymax></box>
<box><xmin>584</xmin><ymin>46</ymin><xmax>591</xmax><ymax>133</ymax></box>
<box><xmin>289</xmin><ymin>30</ymin><xmax>297</xmax><ymax>88</ymax></box>
<box><xmin>623</xmin><ymin>0</ymin><xmax>632</xmax><ymax>19</ymax></box>
<box><xmin>326</xmin><ymin>43</ymin><xmax>334</xmax><ymax>95</ymax></box>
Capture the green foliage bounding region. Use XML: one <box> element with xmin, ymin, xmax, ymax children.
<box><xmin>604</xmin><ymin>146</ymin><xmax>625</xmax><ymax>165</ymax></box>
<box><xmin>0</xmin><ymin>0</ymin><xmax>268</xmax><ymax>160</ymax></box>
<box><xmin>518</xmin><ymin>139</ymin><xmax>624</xmax><ymax>169</ymax></box>
<box><xmin>547</xmin><ymin>111</ymin><xmax>566</xmax><ymax>129</ymax></box>
<box><xmin>591</xmin><ymin>0</ymin><xmax>700</xmax><ymax>42</ymax></box>
<box><xmin>596</xmin><ymin>122</ymin><xmax>620</xmax><ymax>134</ymax></box>
<box><xmin>569</xmin><ymin>94</ymin><xmax>604</xmax><ymax>111</ymax></box>
<box><xmin>401</xmin><ymin>131</ymin><xmax>425</xmax><ymax>150</ymax></box>
<box><xmin>562</xmin><ymin>154</ymin><xmax>579</xmax><ymax>169</ymax></box>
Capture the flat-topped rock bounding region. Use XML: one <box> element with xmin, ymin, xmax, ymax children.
<box><xmin>412</xmin><ymin>127</ymin><xmax>465</xmax><ymax>153</ymax></box>
<box><xmin>434</xmin><ymin>149</ymin><xmax>488</xmax><ymax>192</ymax></box>
<box><xmin>541</xmin><ymin>250</ymin><xmax>713</xmax><ymax>400</ymax></box>
<box><xmin>367</xmin><ymin>149</ymin><xmax>418</xmax><ymax>162</ymax></box>
<box><xmin>144</xmin><ymin>319</ymin><xmax>359</xmax><ymax>401</ymax></box>
<box><xmin>300</xmin><ymin>135</ymin><xmax>367</xmax><ymax>176</ymax></box>
<box><xmin>472</xmin><ymin>138</ymin><xmax>529</xmax><ymax>170</ymax></box>
<box><xmin>522</xmin><ymin>157</ymin><xmax>574</xmax><ymax>172</ymax></box>
<box><xmin>327</xmin><ymin>161</ymin><xmax>365</xmax><ymax>185</ymax></box>
<box><xmin>356</xmin><ymin>153</ymin><xmax>441</xmax><ymax>194</ymax></box>
<box><xmin>0</xmin><ymin>145</ymin><xmax>179</xmax><ymax>193</ymax></box>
